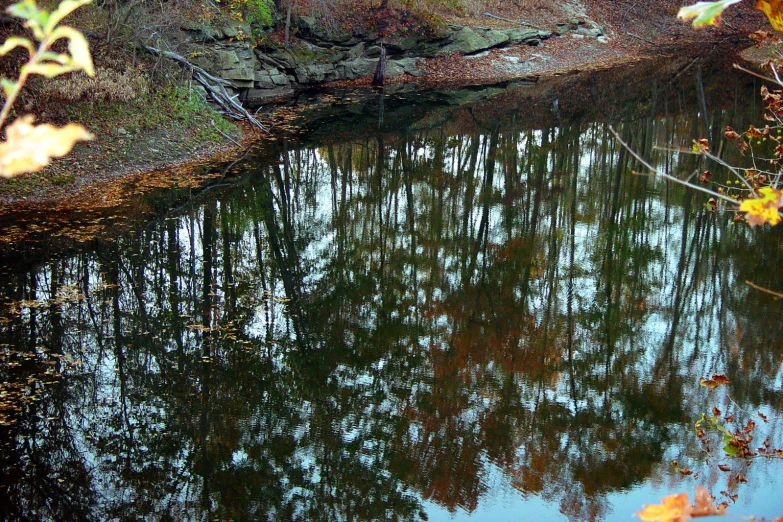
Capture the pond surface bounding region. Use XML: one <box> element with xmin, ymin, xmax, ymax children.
<box><xmin>2</xmin><ymin>50</ymin><xmax>783</xmax><ymax>522</ymax></box>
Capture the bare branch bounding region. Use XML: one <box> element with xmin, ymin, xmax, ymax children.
<box><xmin>609</xmin><ymin>126</ymin><xmax>740</xmax><ymax>205</ymax></box>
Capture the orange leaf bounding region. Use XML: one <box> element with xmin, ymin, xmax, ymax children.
<box><xmin>756</xmin><ymin>0</ymin><xmax>783</xmax><ymax>31</ymax></box>
<box><xmin>635</xmin><ymin>493</ymin><xmax>692</xmax><ymax>522</ymax></box>
<box><xmin>693</xmin><ymin>485</ymin><xmax>726</xmax><ymax>516</ymax></box>
<box><xmin>700</xmin><ymin>374</ymin><xmax>730</xmax><ymax>390</ymax></box>
<box><xmin>740</xmin><ymin>187</ymin><xmax>783</xmax><ymax>227</ymax></box>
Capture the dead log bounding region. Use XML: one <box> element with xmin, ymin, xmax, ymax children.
<box><xmin>145</xmin><ymin>46</ymin><xmax>269</xmax><ymax>133</ymax></box>
<box><xmin>372</xmin><ymin>43</ymin><xmax>387</xmax><ymax>88</ymax></box>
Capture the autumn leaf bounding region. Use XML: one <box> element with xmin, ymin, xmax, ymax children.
<box><xmin>0</xmin><ymin>115</ymin><xmax>93</xmax><ymax>177</ymax></box>
<box><xmin>677</xmin><ymin>0</ymin><xmax>743</xmax><ymax>27</ymax></box>
<box><xmin>739</xmin><ymin>187</ymin><xmax>783</xmax><ymax>226</ymax></box>
<box><xmin>756</xmin><ymin>0</ymin><xmax>783</xmax><ymax>31</ymax></box>
<box><xmin>692</xmin><ymin>486</ymin><xmax>726</xmax><ymax>517</ymax></box>
<box><xmin>635</xmin><ymin>492</ymin><xmax>692</xmax><ymax>522</ymax></box>
<box><xmin>700</xmin><ymin>374</ymin><xmax>731</xmax><ymax>390</ymax></box>
<box><xmin>636</xmin><ymin>487</ymin><xmax>725</xmax><ymax>522</ymax></box>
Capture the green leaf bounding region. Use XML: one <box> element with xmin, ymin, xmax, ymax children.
<box><xmin>716</xmin><ymin>423</ymin><xmax>732</xmax><ymax>437</ymax></box>
<box><xmin>0</xmin><ymin>78</ymin><xmax>17</xmax><ymax>97</ymax></box>
<box><xmin>44</xmin><ymin>0</ymin><xmax>91</xmax><ymax>34</ymax></box>
<box><xmin>0</xmin><ymin>36</ymin><xmax>34</xmax><ymax>57</ymax></box>
<box><xmin>677</xmin><ymin>0</ymin><xmax>744</xmax><ymax>27</ymax></box>
<box><xmin>6</xmin><ymin>0</ymin><xmax>43</xmax><ymax>23</ymax></box>
<box><xmin>723</xmin><ymin>442</ymin><xmax>739</xmax><ymax>456</ymax></box>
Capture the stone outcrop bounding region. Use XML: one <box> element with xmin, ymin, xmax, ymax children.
<box><xmin>177</xmin><ymin>17</ymin><xmax>605</xmax><ymax>104</ymax></box>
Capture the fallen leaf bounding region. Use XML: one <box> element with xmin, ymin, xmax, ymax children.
<box><xmin>693</xmin><ymin>486</ymin><xmax>726</xmax><ymax>517</ymax></box>
<box><xmin>700</xmin><ymin>374</ymin><xmax>731</xmax><ymax>390</ymax></box>
<box><xmin>635</xmin><ymin>492</ymin><xmax>692</xmax><ymax>522</ymax></box>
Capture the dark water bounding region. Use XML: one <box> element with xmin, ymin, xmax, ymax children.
<box><xmin>2</xmin><ymin>51</ymin><xmax>783</xmax><ymax>521</ymax></box>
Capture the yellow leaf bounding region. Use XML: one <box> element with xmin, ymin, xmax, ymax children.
<box><xmin>0</xmin><ymin>115</ymin><xmax>93</xmax><ymax>178</ymax></box>
<box><xmin>49</xmin><ymin>26</ymin><xmax>95</xmax><ymax>76</ymax></box>
<box><xmin>756</xmin><ymin>0</ymin><xmax>783</xmax><ymax>31</ymax></box>
<box><xmin>739</xmin><ymin>187</ymin><xmax>783</xmax><ymax>226</ymax></box>
<box><xmin>677</xmin><ymin>0</ymin><xmax>743</xmax><ymax>27</ymax></box>
<box><xmin>0</xmin><ymin>36</ymin><xmax>34</xmax><ymax>57</ymax></box>
<box><xmin>23</xmin><ymin>62</ymin><xmax>72</xmax><ymax>78</ymax></box>
<box><xmin>635</xmin><ymin>492</ymin><xmax>692</xmax><ymax>522</ymax></box>
<box><xmin>44</xmin><ymin>0</ymin><xmax>92</xmax><ymax>33</ymax></box>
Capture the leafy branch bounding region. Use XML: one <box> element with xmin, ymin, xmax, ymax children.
<box><xmin>0</xmin><ymin>0</ymin><xmax>95</xmax><ymax>178</ymax></box>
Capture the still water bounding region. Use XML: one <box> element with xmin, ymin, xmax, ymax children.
<box><xmin>2</xmin><ymin>51</ymin><xmax>783</xmax><ymax>521</ymax></box>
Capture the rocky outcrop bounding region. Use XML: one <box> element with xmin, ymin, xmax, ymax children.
<box><xmin>178</xmin><ymin>17</ymin><xmax>605</xmax><ymax>104</ymax></box>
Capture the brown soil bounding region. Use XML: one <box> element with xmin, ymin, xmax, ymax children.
<box><xmin>0</xmin><ymin>0</ymin><xmax>767</xmax><ymax>215</ymax></box>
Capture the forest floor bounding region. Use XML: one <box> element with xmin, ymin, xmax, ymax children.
<box><xmin>0</xmin><ymin>0</ymin><xmax>769</xmax><ymax>213</ymax></box>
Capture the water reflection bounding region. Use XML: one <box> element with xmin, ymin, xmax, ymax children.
<box><xmin>2</xmin><ymin>58</ymin><xmax>783</xmax><ymax>522</ymax></box>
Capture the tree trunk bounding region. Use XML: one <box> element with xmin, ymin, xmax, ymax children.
<box><xmin>284</xmin><ymin>1</ymin><xmax>293</xmax><ymax>47</ymax></box>
<box><xmin>372</xmin><ymin>43</ymin><xmax>386</xmax><ymax>88</ymax></box>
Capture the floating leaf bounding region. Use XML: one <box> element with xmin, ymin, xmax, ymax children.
<box><xmin>635</xmin><ymin>492</ymin><xmax>692</xmax><ymax>522</ymax></box>
<box><xmin>0</xmin><ymin>115</ymin><xmax>93</xmax><ymax>177</ymax></box>
<box><xmin>739</xmin><ymin>187</ymin><xmax>783</xmax><ymax>226</ymax></box>
<box><xmin>700</xmin><ymin>374</ymin><xmax>731</xmax><ymax>390</ymax></box>
<box><xmin>756</xmin><ymin>0</ymin><xmax>783</xmax><ymax>31</ymax></box>
<box><xmin>692</xmin><ymin>486</ymin><xmax>726</xmax><ymax>517</ymax></box>
<box><xmin>678</xmin><ymin>0</ymin><xmax>743</xmax><ymax>27</ymax></box>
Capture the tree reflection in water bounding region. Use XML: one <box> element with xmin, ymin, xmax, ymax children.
<box><xmin>2</xmin><ymin>64</ymin><xmax>783</xmax><ymax>522</ymax></box>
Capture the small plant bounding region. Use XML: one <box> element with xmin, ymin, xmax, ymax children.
<box><xmin>42</xmin><ymin>65</ymin><xmax>150</xmax><ymax>103</ymax></box>
<box><xmin>0</xmin><ymin>0</ymin><xmax>95</xmax><ymax>178</ymax></box>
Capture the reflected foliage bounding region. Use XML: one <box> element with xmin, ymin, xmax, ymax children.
<box><xmin>2</xmin><ymin>65</ymin><xmax>783</xmax><ymax>522</ymax></box>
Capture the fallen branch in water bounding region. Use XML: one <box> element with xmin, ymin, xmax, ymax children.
<box><xmin>146</xmin><ymin>46</ymin><xmax>269</xmax><ymax>133</ymax></box>
<box><xmin>482</xmin><ymin>12</ymin><xmax>544</xmax><ymax>31</ymax></box>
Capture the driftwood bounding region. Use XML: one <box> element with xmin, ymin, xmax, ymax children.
<box><xmin>482</xmin><ymin>12</ymin><xmax>544</xmax><ymax>31</ymax></box>
<box><xmin>145</xmin><ymin>46</ymin><xmax>269</xmax><ymax>133</ymax></box>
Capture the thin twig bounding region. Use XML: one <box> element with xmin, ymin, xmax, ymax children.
<box><xmin>609</xmin><ymin>126</ymin><xmax>740</xmax><ymax>205</ymax></box>
<box><xmin>625</xmin><ymin>31</ymin><xmax>654</xmax><ymax>45</ymax></box>
<box><xmin>733</xmin><ymin>63</ymin><xmax>778</xmax><ymax>84</ymax></box>
<box><xmin>653</xmin><ymin>145</ymin><xmax>758</xmax><ymax>195</ymax></box>
<box><xmin>482</xmin><ymin>12</ymin><xmax>544</xmax><ymax>31</ymax></box>
<box><xmin>210</xmin><ymin>119</ymin><xmax>241</xmax><ymax>146</ymax></box>
<box><xmin>746</xmin><ymin>280</ymin><xmax>783</xmax><ymax>299</ymax></box>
